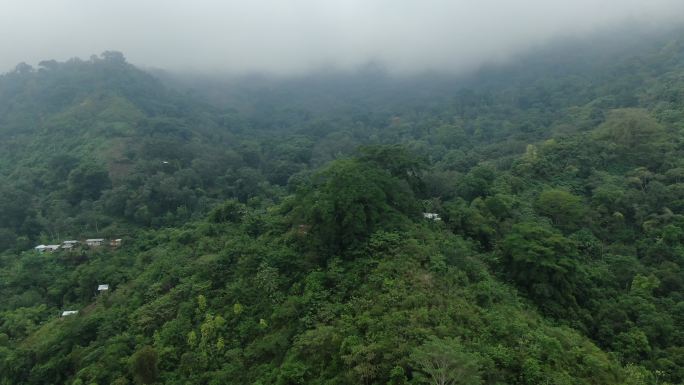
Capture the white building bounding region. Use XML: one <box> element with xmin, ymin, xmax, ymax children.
<box><xmin>62</xmin><ymin>240</ymin><xmax>79</xmax><ymax>251</ymax></box>
<box><xmin>97</xmin><ymin>284</ymin><xmax>110</xmax><ymax>291</ymax></box>
<box><xmin>61</xmin><ymin>310</ymin><xmax>78</xmax><ymax>317</ymax></box>
<box><xmin>35</xmin><ymin>244</ymin><xmax>60</xmax><ymax>252</ymax></box>
<box><xmin>85</xmin><ymin>238</ymin><xmax>105</xmax><ymax>247</ymax></box>
<box><xmin>423</xmin><ymin>212</ymin><xmax>442</xmax><ymax>221</ymax></box>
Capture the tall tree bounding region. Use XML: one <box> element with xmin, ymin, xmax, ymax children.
<box><xmin>410</xmin><ymin>337</ymin><xmax>482</xmax><ymax>385</ymax></box>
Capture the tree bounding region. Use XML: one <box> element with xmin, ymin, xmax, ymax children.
<box><xmin>67</xmin><ymin>162</ymin><xmax>112</xmax><ymax>204</ymax></box>
<box><xmin>498</xmin><ymin>222</ymin><xmax>584</xmax><ymax>314</ymax></box>
<box><xmin>358</xmin><ymin>145</ymin><xmax>426</xmax><ymax>192</ymax></box>
<box><xmin>130</xmin><ymin>346</ymin><xmax>158</xmax><ymax>384</ymax></box>
<box><xmin>535</xmin><ymin>189</ymin><xmax>586</xmax><ymax>231</ymax></box>
<box><xmin>13</xmin><ymin>62</ymin><xmax>33</xmax><ymax>74</ymax></box>
<box><xmin>457</xmin><ymin>165</ymin><xmax>496</xmax><ymax>202</ymax></box>
<box><xmin>208</xmin><ymin>200</ymin><xmax>246</xmax><ymax>223</ymax></box>
<box><xmin>100</xmin><ymin>51</ymin><xmax>127</xmax><ymax>64</ymax></box>
<box><xmin>296</xmin><ymin>158</ymin><xmax>417</xmax><ymax>253</ymax></box>
<box><xmin>593</xmin><ymin>108</ymin><xmax>667</xmax><ymax>167</ymax></box>
<box><xmin>410</xmin><ymin>336</ymin><xmax>482</xmax><ymax>385</ymax></box>
<box><xmin>595</xmin><ymin>109</ymin><xmax>664</xmax><ymax>150</ymax></box>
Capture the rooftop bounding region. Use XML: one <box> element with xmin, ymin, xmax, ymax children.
<box><xmin>61</xmin><ymin>310</ymin><xmax>78</xmax><ymax>317</ymax></box>
<box><xmin>422</xmin><ymin>212</ymin><xmax>442</xmax><ymax>221</ymax></box>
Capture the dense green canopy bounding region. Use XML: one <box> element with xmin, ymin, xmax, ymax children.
<box><xmin>2</xmin><ymin>29</ymin><xmax>684</xmax><ymax>384</ymax></box>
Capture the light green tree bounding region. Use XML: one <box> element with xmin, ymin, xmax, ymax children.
<box><xmin>410</xmin><ymin>337</ymin><xmax>482</xmax><ymax>385</ymax></box>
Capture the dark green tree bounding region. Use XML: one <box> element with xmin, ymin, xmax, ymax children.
<box><xmin>499</xmin><ymin>222</ymin><xmax>585</xmax><ymax>314</ymax></box>
<box><xmin>130</xmin><ymin>346</ymin><xmax>158</xmax><ymax>385</ymax></box>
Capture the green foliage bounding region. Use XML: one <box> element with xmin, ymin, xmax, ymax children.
<box><xmin>295</xmin><ymin>157</ymin><xmax>418</xmax><ymax>254</ymax></box>
<box><xmin>66</xmin><ymin>162</ymin><xmax>112</xmax><ymax>204</ymax></box>
<box><xmin>410</xmin><ymin>336</ymin><xmax>482</xmax><ymax>385</ymax></box>
<box><xmin>594</xmin><ymin>108</ymin><xmax>668</xmax><ymax>167</ymax></box>
<box><xmin>358</xmin><ymin>144</ymin><xmax>426</xmax><ymax>192</ymax></box>
<box><xmin>130</xmin><ymin>346</ymin><xmax>158</xmax><ymax>384</ymax></box>
<box><xmin>535</xmin><ymin>189</ymin><xmax>586</xmax><ymax>231</ymax></box>
<box><xmin>3</xmin><ymin>29</ymin><xmax>684</xmax><ymax>385</ymax></box>
<box><xmin>498</xmin><ymin>223</ymin><xmax>585</xmax><ymax>315</ymax></box>
<box><xmin>208</xmin><ymin>200</ymin><xmax>246</xmax><ymax>223</ymax></box>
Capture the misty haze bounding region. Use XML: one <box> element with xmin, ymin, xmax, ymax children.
<box><xmin>3</xmin><ymin>0</ymin><xmax>684</xmax><ymax>74</ymax></box>
<box><xmin>2</xmin><ymin>1</ymin><xmax>684</xmax><ymax>385</ymax></box>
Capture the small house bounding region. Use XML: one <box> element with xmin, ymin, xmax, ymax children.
<box><xmin>110</xmin><ymin>239</ymin><xmax>122</xmax><ymax>248</ymax></box>
<box><xmin>61</xmin><ymin>241</ymin><xmax>78</xmax><ymax>251</ymax></box>
<box><xmin>35</xmin><ymin>244</ymin><xmax>60</xmax><ymax>252</ymax></box>
<box><xmin>423</xmin><ymin>212</ymin><xmax>442</xmax><ymax>221</ymax></box>
<box><xmin>61</xmin><ymin>310</ymin><xmax>78</xmax><ymax>317</ymax></box>
<box><xmin>85</xmin><ymin>238</ymin><xmax>105</xmax><ymax>247</ymax></box>
<box><xmin>97</xmin><ymin>284</ymin><xmax>109</xmax><ymax>291</ymax></box>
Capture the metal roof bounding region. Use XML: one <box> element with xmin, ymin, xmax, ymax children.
<box><xmin>61</xmin><ymin>310</ymin><xmax>78</xmax><ymax>316</ymax></box>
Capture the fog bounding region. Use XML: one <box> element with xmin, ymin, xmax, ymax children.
<box><xmin>2</xmin><ymin>0</ymin><xmax>684</xmax><ymax>75</ymax></box>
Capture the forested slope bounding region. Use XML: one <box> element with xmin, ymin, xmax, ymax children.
<box><xmin>0</xmin><ymin>52</ymin><xmax>287</xmax><ymax>250</ymax></box>
<box><xmin>2</xmin><ymin>28</ymin><xmax>684</xmax><ymax>384</ymax></box>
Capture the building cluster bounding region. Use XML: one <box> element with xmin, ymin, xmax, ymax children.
<box><xmin>34</xmin><ymin>238</ymin><xmax>122</xmax><ymax>253</ymax></box>
<box><xmin>32</xmin><ymin>240</ymin><xmax>119</xmax><ymax>318</ymax></box>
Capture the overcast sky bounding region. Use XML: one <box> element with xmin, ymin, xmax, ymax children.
<box><xmin>1</xmin><ymin>0</ymin><xmax>684</xmax><ymax>75</ymax></box>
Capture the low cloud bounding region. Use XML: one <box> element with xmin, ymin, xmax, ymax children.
<box><xmin>1</xmin><ymin>0</ymin><xmax>684</xmax><ymax>75</ymax></box>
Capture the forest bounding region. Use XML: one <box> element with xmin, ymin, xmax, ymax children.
<box><xmin>2</xmin><ymin>28</ymin><xmax>684</xmax><ymax>384</ymax></box>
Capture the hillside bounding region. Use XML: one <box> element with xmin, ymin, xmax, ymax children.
<box><xmin>2</xmin><ymin>29</ymin><xmax>684</xmax><ymax>384</ymax></box>
<box><xmin>0</xmin><ymin>52</ymin><xmax>279</xmax><ymax>251</ymax></box>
